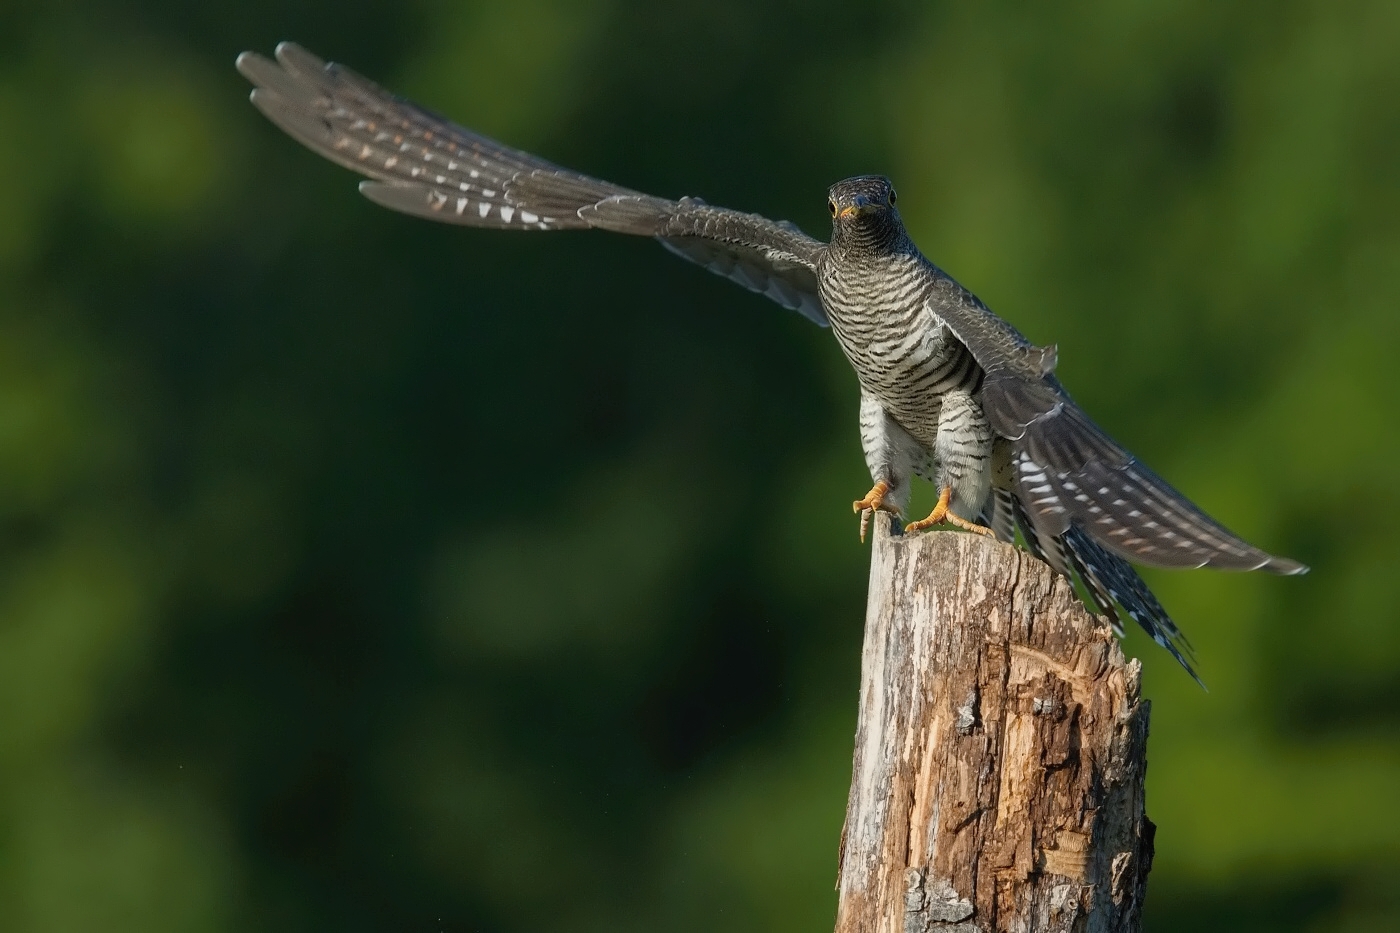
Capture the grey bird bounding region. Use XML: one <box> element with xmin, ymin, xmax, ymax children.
<box><xmin>236</xmin><ymin>43</ymin><xmax>1307</xmax><ymax>683</ymax></box>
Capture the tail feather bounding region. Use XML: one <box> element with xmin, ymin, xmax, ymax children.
<box><xmin>1010</xmin><ymin>491</ymin><xmax>1073</xmax><ymax>578</ymax></box>
<box><xmin>1060</xmin><ymin>532</ymin><xmax>1128</xmax><ymax>639</ymax></box>
<box><xmin>1061</xmin><ymin>525</ymin><xmax>1203</xmax><ymax>687</ymax></box>
<box><xmin>978</xmin><ymin>486</ymin><xmax>1019</xmax><ymax>545</ymax></box>
<box><xmin>1001</xmin><ymin>483</ymin><xmax>1203</xmax><ymax>685</ymax></box>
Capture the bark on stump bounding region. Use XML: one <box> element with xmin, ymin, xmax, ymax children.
<box><xmin>835</xmin><ymin>520</ymin><xmax>1153</xmax><ymax>933</ymax></box>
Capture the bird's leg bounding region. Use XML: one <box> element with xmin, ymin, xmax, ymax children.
<box><xmin>905</xmin><ymin>486</ymin><xmax>996</xmax><ymax>536</ymax></box>
<box><xmin>913</xmin><ymin>390</ymin><xmax>997</xmax><ymax>537</ymax></box>
<box><xmin>853</xmin><ymin>480</ymin><xmax>892</xmax><ymax>542</ymax></box>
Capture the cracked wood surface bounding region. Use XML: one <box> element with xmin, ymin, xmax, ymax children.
<box><xmin>834</xmin><ymin>521</ymin><xmax>1153</xmax><ymax>933</ymax></box>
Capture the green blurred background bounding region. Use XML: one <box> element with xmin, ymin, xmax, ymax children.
<box><xmin>2</xmin><ymin>1</ymin><xmax>1397</xmax><ymax>930</ymax></box>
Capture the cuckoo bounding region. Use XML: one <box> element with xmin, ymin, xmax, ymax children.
<box><xmin>236</xmin><ymin>43</ymin><xmax>1307</xmax><ymax>683</ymax></box>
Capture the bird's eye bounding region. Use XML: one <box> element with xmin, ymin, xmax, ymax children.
<box><xmin>828</xmin><ymin>199</ymin><xmax>837</xmax><ymax>216</ymax></box>
<box><xmin>889</xmin><ymin>189</ymin><xmax>897</xmax><ymax>206</ymax></box>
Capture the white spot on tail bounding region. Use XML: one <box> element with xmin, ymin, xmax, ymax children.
<box><xmin>477</xmin><ymin>202</ymin><xmax>491</xmax><ymax>218</ymax></box>
<box><xmin>499</xmin><ymin>206</ymin><xmax>515</xmax><ymax>223</ymax></box>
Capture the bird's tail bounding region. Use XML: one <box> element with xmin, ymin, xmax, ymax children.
<box><xmin>983</xmin><ymin>487</ymin><xmax>1203</xmax><ymax>686</ymax></box>
<box><xmin>1061</xmin><ymin>526</ymin><xmax>1202</xmax><ymax>686</ymax></box>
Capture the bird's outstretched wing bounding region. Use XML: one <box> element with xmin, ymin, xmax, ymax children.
<box><xmin>925</xmin><ymin>272</ymin><xmax>1306</xmax><ymax>576</ymax></box>
<box><xmin>236</xmin><ymin>43</ymin><xmax>828</xmax><ymax>325</ymax></box>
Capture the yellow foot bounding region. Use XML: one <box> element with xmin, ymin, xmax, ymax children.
<box><xmin>853</xmin><ymin>480</ymin><xmax>892</xmax><ymax>543</ymax></box>
<box><xmin>852</xmin><ymin>480</ymin><xmax>890</xmax><ymax>514</ymax></box>
<box><xmin>904</xmin><ymin>485</ymin><xmax>951</xmax><ymax>533</ymax></box>
<box><xmin>904</xmin><ymin>486</ymin><xmax>996</xmax><ymax>537</ymax></box>
<box><xmin>946</xmin><ymin>512</ymin><xmax>997</xmax><ymax>537</ymax></box>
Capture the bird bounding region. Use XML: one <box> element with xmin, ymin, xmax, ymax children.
<box><xmin>236</xmin><ymin>42</ymin><xmax>1307</xmax><ymax>684</ymax></box>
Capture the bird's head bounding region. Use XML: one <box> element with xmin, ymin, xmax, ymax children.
<box><xmin>827</xmin><ymin>175</ymin><xmax>904</xmax><ymax>252</ymax></box>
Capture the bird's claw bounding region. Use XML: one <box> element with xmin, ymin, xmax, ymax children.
<box><xmin>904</xmin><ymin>486</ymin><xmax>995</xmax><ymax>537</ymax></box>
<box><xmin>852</xmin><ymin>479</ymin><xmax>890</xmax><ymax>515</ymax></box>
<box><xmin>944</xmin><ymin>514</ymin><xmax>997</xmax><ymax>537</ymax></box>
<box><xmin>854</xmin><ymin>480</ymin><xmax>893</xmax><ymax>543</ymax></box>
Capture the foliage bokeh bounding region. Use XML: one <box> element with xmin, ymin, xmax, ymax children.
<box><xmin>2</xmin><ymin>1</ymin><xmax>1397</xmax><ymax>930</ymax></box>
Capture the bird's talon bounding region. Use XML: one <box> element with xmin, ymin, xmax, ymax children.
<box><xmin>904</xmin><ymin>487</ymin><xmax>998</xmax><ymax>536</ymax></box>
<box><xmin>852</xmin><ymin>479</ymin><xmax>891</xmax><ymax>514</ymax></box>
<box><xmin>905</xmin><ymin>485</ymin><xmax>951</xmax><ymax>534</ymax></box>
<box><xmin>946</xmin><ymin>513</ymin><xmax>997</xmax><ymax>537</ymax></box>
<box><xmin>854</xmin><ymin>480</ymin><xmax>897</xmax><ymax>542</ymax></box>
<box><xmin>857</xmin><ymin>482</ymin><xmax>998</xmax><ymax>537</ymax></box>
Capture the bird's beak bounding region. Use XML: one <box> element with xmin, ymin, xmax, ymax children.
<box><xmin>838</xmin><ymin>194</ymin><xmax>873</xmax><ymax>219</ymax></box>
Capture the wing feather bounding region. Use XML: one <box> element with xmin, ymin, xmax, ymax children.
<box><xmin>237</xmin><ymin>43</ymin><xmax>827</xmax><ymax>324</ymax></box>
<box><xmin>924</xmin><ymin>270</ymin><xmax>1305</xmax><ymax>575</ymax></box>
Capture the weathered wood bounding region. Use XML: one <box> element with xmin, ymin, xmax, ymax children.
<box><xmin>835</xmin><ymin>520</ymin><xmax>1153</xmax><ymax>933</ymax></box>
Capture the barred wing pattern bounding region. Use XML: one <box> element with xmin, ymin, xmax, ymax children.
<box><xmin>927</xmin><ymin>275</ymin><xmax>1306</xmax><ymax>576</ymax></box>
<box><xmin>236</xmin><ymin>43</ymin><xmax>827</xmax><ymax>325</ymax></box>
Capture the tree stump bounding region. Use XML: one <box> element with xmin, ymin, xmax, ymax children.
<box><xmin>835</xmin><ymin>520</ymin><xmax>1154</xmax><ymax>933</ymax></box>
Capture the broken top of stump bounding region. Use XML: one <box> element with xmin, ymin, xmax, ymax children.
<box><xmin>836</xmin><ymin>523</ymin><xmax>1154</xmax><ymax>933</ymax></box>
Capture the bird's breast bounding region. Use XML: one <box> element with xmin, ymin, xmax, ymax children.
<box><xmin>818</xmin><ymin>256</ymin><xmax>982</xmax><ymax>441</ymax></box>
